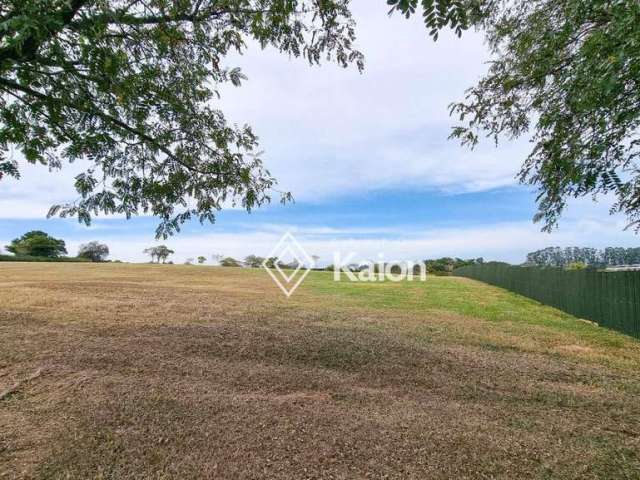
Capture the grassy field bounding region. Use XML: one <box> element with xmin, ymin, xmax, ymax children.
<box><xmin>1</xmin><ymin>263</ymin><xmax>639</xmax><ymax>479</ymax></box>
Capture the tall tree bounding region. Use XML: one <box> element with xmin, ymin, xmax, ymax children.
<box><xmin>78</xmin><ymin>241</ymin><xmax>109</xmax><ymax>262</ymax></box>
<box><xmin>5</xmin><ymin>230</ymin><xmax>67</xmax><ymax>257</ymax></box>
<box><xmin>143</xmin><ymin>247</ymin><xmax>157</xmax><ymax>263</ymax></box>
<box><xmin>0</xmin><ymin>0</ymin><xmax>362</xmax><ymax>237</ymax></box>
<box><xmin>244</xmin><ymin>254</ymin><xmax>264</xmax><ymax>268</ymax></box>
<box><xmin>143</xmin><ymin>245</ymin><xmax>174</xmax><ymax>263</ymax></box>
<box><xmin>393</xmin><ymin>0</ymin><xmax>640</xmax><ymax>232</ymax></box>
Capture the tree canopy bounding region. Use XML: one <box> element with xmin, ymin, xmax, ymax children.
<box><xmin>398</xmin><ymin>0</ymin><xmax>640</xmax><ymax>232</ymax></box>
<box><xmin>0</xmin><ymin>0</ymin><xmax>362</xmax><ymax>237</ymax></box>
<box><xmin>5</xmin><ymin>230</ymin><xmax>67</xmax><ymax>257</ymax></box>
<box><xmin>4</xmin><ymin>0</ymin><xmax>640</xmax><ymax>234</ymax></box>
<box><xmin>143</xmin><ymin>245</ymin><xmax>174</xmax><ymax>263</ymax></box>
<box><xmin>78</xmin><ymin>240</ymin><xmax>109</xmax><ymax>261</ymax></box>
<box><xmin>244</xmin><ymin>254</ymin><xmax>264</xmax><ymax>268</ymax></box>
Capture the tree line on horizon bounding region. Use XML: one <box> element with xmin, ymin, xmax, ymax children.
<box><xmin>4</xmin><ymin>230</ymin><xmax>640</xmax><ymax>271</ymax></box>
<box><xmin>205</xmin><ymin>255</ymin><xmax>485</xmax><ymax>275</ymax></box>
<box><xmin>524</xmin><ymin>247</ymin><xmax>640</xmax><ymax>269</ymax></box>
<box><xmin>1</xmin><ymin>232</ymin><xmax>485</xmax><ymax>272</ymax></box>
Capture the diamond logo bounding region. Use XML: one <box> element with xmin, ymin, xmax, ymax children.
<box><xmin>262</xmin><ymin>232</ymin><xmax>314</xmax><ymax>297</ymax></box>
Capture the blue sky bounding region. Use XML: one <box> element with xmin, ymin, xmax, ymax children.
<box><xmin>0</xmin><ymin>2</ymin><xmax>638</xmax><ymax>263</ymax></box>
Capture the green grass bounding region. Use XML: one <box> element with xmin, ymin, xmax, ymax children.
<box><xmin>303</xmin><ymin>272</ymin><xmax>631</xmax><ymax>350</ymax></box>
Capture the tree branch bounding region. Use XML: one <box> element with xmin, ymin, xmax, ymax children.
<box><xmin>0</xmin><ymin>76</ymin><xmax>215</xmax><ymax>176</ymax></box>
<box><xmin>69</xmin><ymin>6</ymin><xmax>274</xmax><ymax>28</ymax></box>
<box><xmin>0</xmin><ymin>0</ymin><xmax>87</xmax><ymax>67</ymax></box>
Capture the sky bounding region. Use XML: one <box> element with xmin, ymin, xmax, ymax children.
<box><xmin>0</xmin><ymin>2</ymin><xmax>638</xmax><ymax>264</ymax></box>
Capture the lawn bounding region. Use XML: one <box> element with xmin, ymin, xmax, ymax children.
<box><xmin>1</xmin><ymin>263</ymin><xmax>639</xmax><ymax>479</ymax></box>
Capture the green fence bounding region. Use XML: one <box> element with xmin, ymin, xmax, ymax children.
<box><xmin>454</xmin><ymin>263</ymin><xmax>640</xmax><ymax>338</ymax></box>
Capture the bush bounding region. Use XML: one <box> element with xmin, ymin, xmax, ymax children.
<box><xmin>220</xmin><ymin>257</ymin><xmax>242</xmax><ymax>267</ymax></box>
<box><xmin>566</xmin><ymin>262</ymin><xmax>587</xmax><ymax>270</ymax></box>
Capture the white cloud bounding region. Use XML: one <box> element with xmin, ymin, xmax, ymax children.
<box><xmin>0</xmin><ymin>158</ymin><xmax>87</xmax><ymax>218</ymax></box>
<box><xmin>48</xmin><ymin>216</ymin><xmax>636</xmax><ymax>265</ymax></box>
<box><xmin>217</xmin><ymin>2</ymin><xmax>523</xmax><ymax>201</ymax></box>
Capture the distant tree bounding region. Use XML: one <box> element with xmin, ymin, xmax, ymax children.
<box><xmin>143</xmin><ymin>245</ymin><xmax>174</xmax><ymax>264</ymax></box>
<box><xmin>421</xmin><ymin>257</ymin><xmax>480</xmax><ymax>275</ymax></box>
<box><xmin>421</xmin><ymin>258</ymin><xmax>448</xmax><ymax>274</ymax></box>
<box><xmin>220</xmin><ymin>257</ymin><xmax>242</xmax><ymax>267</ymax></box>
<box><xmin>526</xmin><ymin>247</ymin><xmax>566</xmax><ymax>267</ymax></box>
<box><xmin>143</xmin><ymin>247</ymin><xmax>157</xmax><ymax>263</ymax></box>
<box><xmin>185</xmin><ymin>257</ymin><xmax>194</xmax><ymax>265</ymax></box>
<box><xmin>244</xmin><ymin>255</ymin><xmax>265</xmax><ymax>268</ymax></box>
<box><xmin>77</xmin><ymin>241</ymin><xmax>109</xmax><ymax>262</ymax></box>
<box><xmin>602</xmin><ymin>247</ymin><xmax>640</xmax><ymax>266</ymax></box>
<box><xmin>6</xmin><ymin>231</ymin><xmax>67</xmax><ymax>257</ymax></box>
<box><xmin>197</xmin><ymin>256</ymin><xmax>207</xmax><ymax>264</ymax></box>
<box><xmin>278</xmin><ymin>259</ymin><xmax>300</xmax><ymax>270</ymax></box>
<box><xmin>156</xmin><ymin>246</ymin><xmax>174</xmax><ymax>264</ymax></box>
<box><xmin>211</xmin><ymin>254</ymin><xmax>224</xmax><ymax>265</ymax></box>
<box><xmin>263</xmin><ymin>257</ymin><xmax>278</xmax><ymax>268</ymax></box>
<box><xmin>525</xmin><ymin>246</ymin><xmax>640</xmax><ymax>267</ymax></box>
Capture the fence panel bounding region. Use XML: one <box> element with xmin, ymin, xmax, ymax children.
<box><xmin>454</xmin><ymin>264</ymin><xmax>640</xmax><ymax>339</ymax></box>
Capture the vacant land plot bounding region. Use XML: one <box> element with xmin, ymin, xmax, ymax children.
<box><xmin>1</xmin><ymin>263</ymin><xmax>639</xmax><ymax>479</ymax></box>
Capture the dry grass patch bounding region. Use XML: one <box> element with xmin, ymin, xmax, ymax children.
<box><xmin>1</xmin><ymin>263</ymin><xmax>639</xmax><ymax>479</ymax></box>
